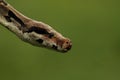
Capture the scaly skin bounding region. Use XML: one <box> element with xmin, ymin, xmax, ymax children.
<box><xmin>0</xmin><ymin>0</ymin><xmax>72</xmax><ymax>52</ymax></box>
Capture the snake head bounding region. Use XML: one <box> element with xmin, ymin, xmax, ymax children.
<box><xmin>0</xmin><ymin>0</ymin><xmax>72</xmax><ymax>53</ymax></box>
<box><xmin>23</xmin><ymin>21</ymin><xmax>72</xmax><ymax>52</ymax></box>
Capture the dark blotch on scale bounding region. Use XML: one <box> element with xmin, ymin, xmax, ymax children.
<box><xmin>8</xmin><ymin>10</ymin><xmax>25</xmax><ymax>26</ymax></box>
<box><xmin>28</xmin><ymin>26</ymin><xmax>54</xmax><ymax>38</ymax></box>
<box><xmin>27</xmin><ymin>26</ymin><xmax>49</xmax><ymax>34</ymax></box>
<box><xmin>52</xmin><ymin>45</ymin><xmax>58</xmax><ymax>50</ymax></box>
<box><xmin>36</xmin><ymin>39</ymin><xmax>43</xmax><ymax>44</ymax></box>
<box><xmin>4</xmin><ymin>16</ymin><xmax>12</xmax><ymax>22</ymax></box>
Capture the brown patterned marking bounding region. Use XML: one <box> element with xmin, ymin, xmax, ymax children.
<box><xmin>27</xmin><ymin>26</ymin><xmax>55</xmax><ymax>39</ymax></box>
<box><xmin>36</xmin><ymin>39</ymin><xmax>43</xmax><ymax>44</ymax></box>
<box><xmin>57</xmin><ymin>39</ymin><xmax>64</xmax><ymax>47</ymax></box>
<box><xmin>4</xmin><ymin>16</ymin><xmax>11</xmax><ymax>22</ymax></box>
<box><xmin>27</xmin><ymin>26</ymin><xmax>49</xmax><ymax>34</ymax></box>
<box><xmin>8</xmin><ymin>10</ymin><xmax>25</xmax><ymax>27</ymax></box>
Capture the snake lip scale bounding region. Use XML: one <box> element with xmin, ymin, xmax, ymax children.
<box><xmin>0</xmin><ymin>0</ymin><xmax>72</xmax><ymax>53</ymax></box>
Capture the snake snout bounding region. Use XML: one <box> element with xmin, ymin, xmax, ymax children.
<box><xmin>62</xmin><ymin>38</ymin><xmax>72</xmax><ymax>52</ymax></box>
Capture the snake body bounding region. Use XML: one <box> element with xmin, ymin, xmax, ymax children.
<box><xmin>0</xmin><ymin>0</ymin><xmax>72</xmax><ymax>52</ymax></box>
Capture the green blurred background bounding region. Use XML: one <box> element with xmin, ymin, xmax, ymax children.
<box><xmin>0</xmin><ymin>0</ymin><xmax>120</xmax><ymax>80</ymax></box>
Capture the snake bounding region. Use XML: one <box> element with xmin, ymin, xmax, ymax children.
<box><xmin>0</xmin><ymin>0</ymin><xmax>72</xmax><ymax>52</ymax></box>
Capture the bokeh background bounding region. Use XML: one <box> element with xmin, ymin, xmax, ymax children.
<box><xmin>0</xmin><ymin>0</ymin><xmax>120</xmax><ymax>80</ymax></box>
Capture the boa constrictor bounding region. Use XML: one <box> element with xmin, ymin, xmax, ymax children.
<box><xmin>0</xmin><ymin>0</ymin><xmax>72</xmax><ymax>52</ymax></box>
